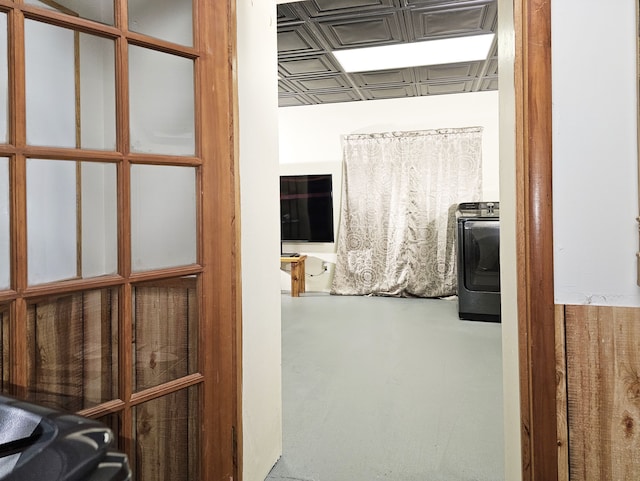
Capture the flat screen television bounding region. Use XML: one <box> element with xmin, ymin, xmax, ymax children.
<box><xmin>280</xmin><ymin>174</ymin><xmax>334</xmax><ymax>243</ymax></box>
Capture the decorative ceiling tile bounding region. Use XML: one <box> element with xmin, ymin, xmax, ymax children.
<box><xmin>415</xmin><ymin>62</ymin><xmax>480</xmax><ymax>81</ymax></box>
<box><xmin>409</xmin><ymin>2</ymin><xmax>497</xmax><ymax>40</ymax></box>
<box><xmin>485</xmin><ymin>58</ymin><xmax>498</xmax><ymax>76</ymax></box>
<box><xmin>350</xmin><ymin>68</ymin><xmax>414</xmax><ymax>87</ymax></box>
<box><xmin>307</xmin><ymin>90</ymin><xmax>363</xmax><ymax>103</ymax></box>
<box><xmin>279</xmin><ymin>55</ymin><xmax>341</xmax><ymax>77</ymax></box>
<box><xmin>361</xmin><ymin>85</ymin><xmax>417</xmax><ymax>100</ymax></box>
<box><xmin>279</xmin><ymin>95</ymin><xmax>314</xmax><ymax>107</ymax></box>
<box><xmin>418</xmin><ymin>81</ymin><xmax>473</xmax><ymax>95</ymax></box>
<box><xmin>301</xmin><ymin>0</ymin><xmax>397</xmax><ymax>18</ymax></box>
<box><xmin>278</xmin><ymin>25</ymin><xmax>324</xmax><ymax>57</ymax></box>
<box><xmin>278</xmin><ymin>80</ymin><xmax>298</xmax><ymax>94</ymax></box>
<box><xmin>480</xmin><ymin>77</ymin><xmax>499</xmax><ymax>91</ymax></box>
<box><xmin>487</xmin><ymin>41</ymin><xmax>498</xmax><ymax>57</ymax></box>
<box><xmin>290</xmin><ymin>74</ymin><xmax>353</xmax><ymax>91</ymax></box>
<box><xmin>317</xmin><ymin>12</ymin><xmax>406</xmax><ymax>49</ymax></box>
<box><xmin>277</xmin><ymin>4</ymin><xmax>303</xmax><ymax>25</ymax></box>
<box><xmin>403</xmin><ymin>0</ymin><xmax>485</xmax><ymax>7</ymax></box>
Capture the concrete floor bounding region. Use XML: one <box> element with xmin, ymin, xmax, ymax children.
<box><xmin>267</xmin><ymin>293</ymin><xmax>504</xmax><ymax>481</ymax></box>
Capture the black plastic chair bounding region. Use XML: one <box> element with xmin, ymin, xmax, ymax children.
<box><xmin>0</xmin><ymin>395</ymin><xmax>130</xmax><ymax>481</ymax></box>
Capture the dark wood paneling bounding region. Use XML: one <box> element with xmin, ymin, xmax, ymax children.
<box><xmin>133</xmin><ymin>286</ymin><xmax>194</xmax><ymax>392</ymax></box>
<box><xmin>555</xmin><ymin>305</ymin><xmax>570</xmax><ymax>481</ymax></box>
<box><xmin>24</xmin><ymin>290</ymin><xmax>118</xmax><ymax>412</ymax></box>
<box><xmin>134</xmin><ymin>387</ymin><xmax>199</xmax><ymax>481</ymax></box>
<box><xmin>564</xmin><ymin>305</ymin><xmax>640</xmax><ymax>480</ymax></box>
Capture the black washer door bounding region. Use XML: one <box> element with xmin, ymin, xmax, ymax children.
<box><xmin>463</xmin><ymin>219</ymin><xmax>500</xmax><ymax>292</ymax></box>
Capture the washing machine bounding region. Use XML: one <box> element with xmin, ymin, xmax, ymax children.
<box><xmin>456</xmin><ymin>202</ymin><xmax>501</xmax><ymax>322</ymax></box>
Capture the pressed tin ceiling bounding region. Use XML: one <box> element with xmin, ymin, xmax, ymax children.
<box><xmin>277</xmin><ymin>0</ymin><xmax>498</xmax><ymax>107</ymax></box>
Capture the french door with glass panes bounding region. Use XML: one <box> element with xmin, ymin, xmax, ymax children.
<box><xmin>0</xmin><ymin>1</ymin><xmax>239</xmax><ymax>480</ymax></box>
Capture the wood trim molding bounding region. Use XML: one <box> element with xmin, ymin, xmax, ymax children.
<box><xmin>516</xmin><ymin>0</ymin><xmax>557</xmax><ymax>479</ymax></box>
<box><xmin>198</xmin><ymin>0</ymin><xmax>240</xmax><ymax>480</ymax></box>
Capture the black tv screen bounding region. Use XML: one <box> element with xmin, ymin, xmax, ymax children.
<box><xmin>280</xmin><ymin>174</ymin><xmax>334</xmax><ymax>242</ymax></box>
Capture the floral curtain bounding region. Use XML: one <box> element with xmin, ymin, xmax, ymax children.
<box><xmin>330</xmin><ymin>127</ymin><xmax>483</xmax><ymax>298</ymax></box>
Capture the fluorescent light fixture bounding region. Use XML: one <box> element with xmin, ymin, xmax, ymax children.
<box><xmin>333</xmin><ymin>33</ymin><xmax>495</xmax><ymax>73</ymax></box>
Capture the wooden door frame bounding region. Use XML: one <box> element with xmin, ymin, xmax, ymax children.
<box><xmin>224</xmin><ymin>0</ymin><xmax>556</xmax><ymax>479</ymax></box>
<box><xmin>514</xmin><ymin>0</ymin><xmax>557</xmax><ymax>480</ymax></box>
<box><xmin>199</xmin><ymin>0</ymin><xmax>242</xmax><ymax>480</ymax></box>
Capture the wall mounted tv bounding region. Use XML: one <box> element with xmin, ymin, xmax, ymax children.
<box><xmin>280</xmin><ymin>174</ymin><xmax>334</xmax><ymax>243</ymax></box>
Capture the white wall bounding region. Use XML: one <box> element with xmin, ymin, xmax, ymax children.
<box><xmin>278</xmin><ymin>91</ymin><xmax>499</xmax><ymax>291</ymax></box>
<box><xmin>279</xmin><ymin>91</ymin><xmax>499</xmax><ymax>196</ymax></box>
<box><xmin>552</xmin><ymin>0</ymin><xmax>640</xmax><ymax>306</ymax></box>
<box><xmin>237</xmin><ymin>1</ymin><xmax>283</xmax><ymax>481</ymax></box>
<box><xmin>497</xmin><ymin>0</ymin><xmax>521</xmax><ymax>478</ymax></box>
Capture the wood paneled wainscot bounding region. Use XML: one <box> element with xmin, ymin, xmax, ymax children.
<box><xmin>557</xmin><ymin>305</ymin><xmax>640</xmax><ymax>480</ymax></box>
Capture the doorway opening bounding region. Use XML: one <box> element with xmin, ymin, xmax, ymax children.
<box><xmin>273</xmin><ymin>1</ymin><xmax>510</xmax><ymax>480</ymax></box>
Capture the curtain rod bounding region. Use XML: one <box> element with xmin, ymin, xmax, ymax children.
<box><xmin>343</xmin><ymin>126</ymin><xmax>483</xmax><ymax>140</ymax></box>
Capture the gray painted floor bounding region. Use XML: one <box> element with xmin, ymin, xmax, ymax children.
<box><xmin>267</xmin><ymin>293</ymin><xmax>504</xmax><ymax>481</ymax></box>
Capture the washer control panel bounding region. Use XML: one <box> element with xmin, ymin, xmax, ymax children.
<box><xmin>457</xmin><ymin>201</ymin><xmax>500</xmax><ymax>218</ymax></box>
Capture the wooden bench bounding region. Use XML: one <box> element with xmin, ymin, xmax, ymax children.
<box><xmin>280</xmin><ymin>255</ymin><xmax>307</xmax><ymax>297</ymax></box>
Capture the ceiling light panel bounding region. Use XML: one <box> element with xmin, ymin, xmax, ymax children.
<box><xmin>333</xmin><ymin>34</ymin><xmax>495</xmax><ymax>73</ymax></box>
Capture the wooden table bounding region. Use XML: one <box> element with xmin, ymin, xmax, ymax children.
<box><xmin>280</xmin><ymin>255</ymin><xmax>307</xmax><ymax>297</ymax></box>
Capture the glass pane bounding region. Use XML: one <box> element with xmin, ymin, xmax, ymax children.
<box><xmin>80</xmin><ymin>162</ymin><xmax>118</xmax><ymax>278</ymax></box>
<box><xmin>129</xmin><ymin>0</ymin><xmax>192</xmax><ymax>46</ymax></box>
<box><xmin>1</xmin><ymin>306</ymin><xmax>8</xmax><ymax>393</ymax></box>
<box><xmin>26</xmin><ymin>288</ymin><xmax>119</xmax><ymax>412</ymax></box>
<box><xmin>25</xmin><ymin>21</ymin><xmax>116</xmax><ymax>150</ymax></box>
<box><xmin>0</xmin><ymin>14</ymin><xmax>7</xmax><ymax>144</ymax></box>
<box><xmin>25</xmin><ymin>21</ymin><xmax>74</xmax><ymax>148</ymax></box>
<box><xmin>27</xmin><ymin>159</ymin><xmax>118</xmax><ymax>285</ymax></box>
<box><xmin>79</xmin><ymin>33</ymin><xmax>116</xmax><ymax>150</ymax></box>
<box><xmin>24</xmin><ymin>0</ymin><xmax>114</xmax><ymax>25</ymax></box>
<box><xmin>0</xmin><ymin>158</ymin><xmax>8</xmax><ymax>290</ymax></box>
<box><xmin>133</xmin><ymin>277</ymin><xmax>198</xmax><ymax>392</ymax></box>
<box><xmin>130</xmin><ymin>165</ymin><xmax>196</xmax><ymax>271</ymax></box>
<box><xmin>132</xmin><ymin>386</ymin><xmax>200</xmax><ymax>481</ymax></box>
<box><xmin>129</xmin><ymin>46</ymin><xmax>195</xmax><ymax>156</ymax></box>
